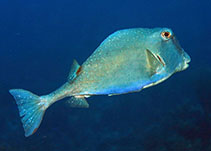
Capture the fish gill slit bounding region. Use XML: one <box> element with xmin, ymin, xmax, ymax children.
<box><xmin>156</xmin><ymin>54</ymin><xmax>165</xmax><ymax>66</ymax></box>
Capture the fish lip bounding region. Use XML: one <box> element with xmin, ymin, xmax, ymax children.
<box><xmin>181</xmin><ymin>51</ymin><xmax>191</xmax><ymax>70</ymax></box>
<box><xmin>183</xmin><ymin>51</ymin><xmax>191</xmax><ymax>64</ymax></box>
<box><xmin>185</xmin><ymin>56</ymin><xmax>191</xmax><ymax>64</ymax></box>
<box><xmin>182</xmin><ymin>55</ymin><xmax>191</xmax><ymax>70</ymax></box>
<box><xmin>182</xmin><ymin>63</ymin><xmax>189</xmax><ymax>70</ymax></box>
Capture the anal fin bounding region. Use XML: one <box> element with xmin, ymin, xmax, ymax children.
<box><xmin>67</xmin><ymin>96</ymin><xmax>89</xmax><ymax>108</ymax></box>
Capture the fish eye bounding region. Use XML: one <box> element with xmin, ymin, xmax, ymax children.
<box><xmin>161</xmin><ymin>31</ymin><xmax>171</xmax><ymax>40</ymax></box>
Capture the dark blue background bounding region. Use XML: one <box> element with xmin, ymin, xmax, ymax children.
<box><xmin>0</xmin><ymin>0</ymin><xmax>211</xmax><ymax>150</ymax></box>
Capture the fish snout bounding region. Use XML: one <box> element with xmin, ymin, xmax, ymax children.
<box><xmin>181</xmin><ymin>51</ymin><xmax>191</xmax><ymax>70</ymax></box>
<box><xmin>184</xmin><ymin>51</ymin><xmax>191</xmax><ymax>63</ymax></box>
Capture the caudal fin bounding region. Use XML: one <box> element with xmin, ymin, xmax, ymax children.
<box><xmin>9</xmin><ymin>89</ymin><xmax>48</xmax><ymax>137</ymax></box>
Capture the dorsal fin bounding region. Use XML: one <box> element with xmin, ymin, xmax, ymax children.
<box><xmin>145</xmin><ymin>49</ymin><xmax>164</xmax><ymax>76</ymax></box>
<box><xmin>68</xmin><ymin>59</ymin><xmax>80</xmax><ymax>82</ymax></box>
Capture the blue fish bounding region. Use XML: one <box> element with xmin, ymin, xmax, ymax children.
<box><xmin>9</xmin><ymin>28</ymin><xmax>191</xmax><ymax>137</ymax></box>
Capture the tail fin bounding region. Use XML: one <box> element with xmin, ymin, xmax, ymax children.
<box><xmin>9</xmin><ymin>89</ymin><xmax>48</xmax><ymax>137</ymax></box>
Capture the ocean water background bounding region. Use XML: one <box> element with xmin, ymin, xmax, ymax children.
<box><xmin>0</xmin><ymin>0</ymin><xmax>211</xmax><ymax>150</ymax></box>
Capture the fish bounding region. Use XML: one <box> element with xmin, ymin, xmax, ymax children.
<box><xmin>9</xmin><ymin>28</ymin><xmax>191</xmax><ymax>137</ymax></box>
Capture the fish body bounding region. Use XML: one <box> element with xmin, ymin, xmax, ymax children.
<box><xmin>69</xmin><ymin>28</ymin><xmax>190</xmax><ymax>96</ymax></box>
<box><xmin>9</xmin><ymin>28</ymin><xmax>191</xmax><ymax>137</ymax></box>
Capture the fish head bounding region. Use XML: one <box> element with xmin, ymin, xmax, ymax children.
<box><xmin>146</xmin><ymin>28</ymin><xmax>191</xmax><ymax>74</ymax></box>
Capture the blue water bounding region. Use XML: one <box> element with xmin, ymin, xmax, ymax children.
<box><xmin>0</xmin><ymin>0</ymin><xmax>211</xmax><ymax>150</ymax></box>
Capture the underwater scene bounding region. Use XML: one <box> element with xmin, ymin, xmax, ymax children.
<box><xmin>0</xmin><ymin>0</ymin><xmax>211</xmax><ymax>150</ymax></box>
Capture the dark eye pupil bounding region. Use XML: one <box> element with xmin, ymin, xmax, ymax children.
<box><xmin>161</xmin><ymin>31</ymin><xmax>171</xmax><ymax>39</ymax></box>
<box><xmin>164</xmin><ymin>32</ymin><xmax>169</xmax><ymax>37</ymax></box>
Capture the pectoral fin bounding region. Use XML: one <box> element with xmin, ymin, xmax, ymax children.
<box><xmin>145</xmin><ymin>49</ymin><xmax>164</xmax><ymax>76</ymax></box>
<box><xmin>67</xmin><ymin>96</ymin><xmax>89</xmax><ymax>108</ymax></box>
<box><xmin>68</xmin><ymin>59</ymin><xmax>81</xmax><ymax>82</ymax></box>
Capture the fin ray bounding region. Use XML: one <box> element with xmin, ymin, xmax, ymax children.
<box><xmin>145</xmin><ymin>49</ymin><xmax>164</xmax><ymax>76</ymax></box>
<box><xmin>9</xmin><ymin>89</ymin><xmax>47</xmax><ymax>137</ymax></box>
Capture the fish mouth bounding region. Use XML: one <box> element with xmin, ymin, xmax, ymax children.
<box><xmin>183</xmin><ymin>51</ymin><xmax>191</xmax><ymax>63</ymax></box>
<box><xmin>181</xmin><ymin>51</ymin><xmax>191</xmax><ymax>70</ymax></box>
<box><xmin>183</xmin><ymin>63</ymin><xmax>189</xmax><ymax>70</ymax></box>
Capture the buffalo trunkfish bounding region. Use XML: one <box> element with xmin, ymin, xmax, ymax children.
<box><xmin>9</xmin><ymin>28</ymin><xmax>191</xmax><ymax>137</ymax></box>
